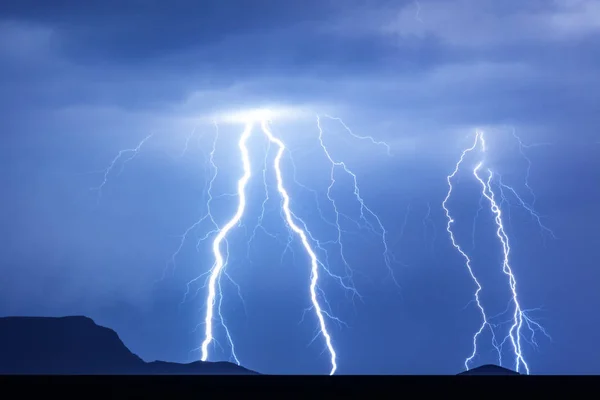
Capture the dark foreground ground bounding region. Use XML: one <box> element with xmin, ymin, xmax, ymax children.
<box><xmin>0</xmin><ymin>316</ymin><xmax>518</xmax><ymax>375</ymax></box>
<box><xmin>0</xmin><ymin>316</ymin><xmax>256</xmax><ymax>375</ymax></box>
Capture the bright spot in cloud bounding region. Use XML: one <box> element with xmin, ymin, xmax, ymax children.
<box><xmin>214</xmin><ymin>105</ymin><xmax>309</xmax><ymax>124</ymax></box>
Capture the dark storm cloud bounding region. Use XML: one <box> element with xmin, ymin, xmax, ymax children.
<box><xmin>0</xmin><ymin>0</ymin><xmax>404</xmax><ymax>79</ymax></box>
<box><xmin>2</xmin><ymin>0</ymin><xmax>597</xmax><ymax>139</ymax></box>
<box><xmin>0</xmin><ymin>0</ymin><xmax>335</xmax><ymax>60</ymax></box>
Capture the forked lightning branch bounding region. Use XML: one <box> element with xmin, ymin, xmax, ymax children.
<box><xmin>91</xmin><ymin>108</ymin><xmax>396</xmax><ymax>376</ymax></box>
<box><xmin>91</xmin><ymin>108</ymin><xmax>552</xmax><ymax>375</ymax></box>
<box><xmin>443</xmin><ymin>131</ymin><xmax>552</xmax><ymax>374</ymax></box>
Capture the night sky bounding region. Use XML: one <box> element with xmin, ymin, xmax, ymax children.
<box><xmin>1</xmin><ymin>0</ymin><xmax>599</xmax><ymax>375</ymax></box>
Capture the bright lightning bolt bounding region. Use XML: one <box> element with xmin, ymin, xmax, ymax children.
<box><xmin>199</xmin><ymin>122</ymin><xmax>253</xmax><ymax>364</ymax></box>
<box><xmin>88</xmin><ymin>104</ymin><xmax>554</xmax><ymax>376</ymax></box>
<box><xmin>442</xmin><ymin>131</ymin><xmax>500</xmax><ymax>371</ymax></box>
<box><xmin>193</xmin><ymin>112</ymin><xmax>395</xmax><ymax>374</ymax></box>
<box><xmin>473</xmin><ymin>163</ymin><xmax>530</xmax><ymax>373</ymax></box>
<box><xmin>260</xmin><ymin>119</ymin><xmax>337</xmax><ymax>375</ymax></box>
<box><xmin>444</xmin><ymin>130</ymin><xmax>551</xmax><ymax>374</ymax></box>
<box><xmin>91</xmin><ymin>107</ymin><xmax>396</xmax><ymax>375</ymax></box>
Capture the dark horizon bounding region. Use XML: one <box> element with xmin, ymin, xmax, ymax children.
<box><xmin>0</xmin><ymin>315</ymin><xmax>518</xmax><ymax>375</ymax></box>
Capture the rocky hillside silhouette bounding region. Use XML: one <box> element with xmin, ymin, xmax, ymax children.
<box><xmin>0</xmin><ymin>316</ymin><xmax>257</xmax><ymax>375</ymax></box>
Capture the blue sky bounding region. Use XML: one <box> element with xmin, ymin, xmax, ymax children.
<box><xmin>1</xmin><ymin>0</ymin><xmax>599</xmax><ymax>375</ymax></box>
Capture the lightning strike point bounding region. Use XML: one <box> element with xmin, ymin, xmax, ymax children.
<box><xmin>260</xmin><ymin>119</ymin><xmax>338</xmax><ymax>375</ymax></box>
<box><xmin>200</xmin><ymin>122</ymin><xmax>254</xmax><ymax>363</ymax></box>
<box><xmin>94</xmin><ymin>108</ymin><xmax>404</xmax><ymax>375</ymax></box>
<box><xmin>444</xmin><ymin>130</ymin><xmax>549</xmax><ymax>374</ymax></box>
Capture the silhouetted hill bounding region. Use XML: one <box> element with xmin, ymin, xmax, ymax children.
<box><xmin>0</xmin><ymin>316</ymin><xmax>523</xmax><ymax>375</ymax></box>
<box><xmin>0</xmin><ymin>316</ymin><xmax>257</xmax><ymax>375</ymax></box>
<box><xmin>458</xmin><ymin>364</ymin><xmax>520</xmax><ymax>375</ymax></box>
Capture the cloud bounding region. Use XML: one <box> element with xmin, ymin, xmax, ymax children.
<box><xmin>375</xmin><ymin>0</ymin><xmax>600</xmax><ymax>47</ymax></box>
<box><xmin>0</xmin><ymin>1</ymin><xmax>598</xmax><ymax>323</ymax></box>
<box><xmin>0</xmin><ymin>20</ymin><xmax>56</xmax><ymax>59</ymax></box>
<box><xmin>1</xmin><ymin>1</ymin><xmax>598</xmax><ymax>158</ymax></box>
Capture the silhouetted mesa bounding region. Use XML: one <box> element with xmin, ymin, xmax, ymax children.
<box><xmin>0</xmin><ymin>316</ymin><xmax>258</xmax><ymax>375</ymax></box>
<box><xmin>457</xmin><ymin>364</ymin><xmax>520</xmax><ymax>375</ymax></box>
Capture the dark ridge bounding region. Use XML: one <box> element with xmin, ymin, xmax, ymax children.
<box><xmin>0</xmin><ymin>316</ymin><xmax>523</xmax><ymax>375</ymax></box>
<box><xmin>458</xmin><ymin>364</ymin><xmax>521</xmax><ymax>375</ymax></box>
<box><xmin>0</xmin><ymin>316</ymin><xmax>257</xmax><ymax>375</ymax></box>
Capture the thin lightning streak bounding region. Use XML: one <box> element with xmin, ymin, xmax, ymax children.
<box><xmin>442</xmin><ymin>131</ymin><xmax>501</xmax><ymax>370</ymax></box>
<box><xmin>97</xmin><ymin>126</ymin><xmax>246</xmax><ymax>356</ymax></box>
<box><xmin>245</xmin><ymin>141</ymin><xmax>358</xmax><ymax>304</ymax></box>
<box><xmin>246</xmin><ymin>140</ymin><xmax>278</xmax><ymax>259</ymax></box>
<box><xmin>423</xmin><ymin>202</ymin><xmax>431</xmax><ymax>240</ymax></box>
<box><xmin>494</xmin><ymin>174</ymin><xmax>556</xmax><ymax>240</ymax></box>
<box><xmin>445</xmin><ymin>129</ymin><xmax>549</xmax><ymax>374</ymax></box>
<box><xmin>422</xmin><ymin>202</ymin><xmax>437</xmax><ymax>253</ymax></box>
<box><xmin>287</xmin><ymin>151</ymin><xmax>365</xmax><ymax>301</ymax></box>
<box><xmin>399</xmin><ymin>204</ymin><xmax>411</xmax><ymax>240</ymax></box>
<box><xmin>166</xmin><ymin>129</ymin><xmax>221</xmax><ymax>281</ymax></box>
<box><xmin>288</xmin><ymin>151</ymin><xmax>360</xmax><ymax>236</ymax></box>
<box><xmin>510</xmin><ymin>127</ymin><xmax>552</xmax><ymax>208</ymax></box>
<box><xmin>471</xmin><ymin>194</ymin><xmax>485</xmax><ymax>250</ymax></box>
<box><xmin>260</xmin><ymin>119</ymin><xmax>337</xmax><ymax>375</ymax></box>
<box><xmin>200</xmin><ymin>123</ymin><xmax>253</xmax><ymax>363</ymax></box>
<box><xmin>245</xmin><ymin>142</ymin><xmax>301</xmax><ymax>269</ymax></box>
<box><xmin>174</xmin><ymin>127</ymin><xmax>199</xmax><ymax>160</ymax></box>
<box><xmin>293</xmin><ymin>214</ymin><xmax>361</xmax><ymax>299</ymax></box>
<box><xmin>474</xmin><ymin>163</ymin><xmax>535</xmax><ymax>374</ymax></box>
<box><xmin>317</xmin><ymin>115</ymin><xmax>399</xmax><ymax>288</ymax></box>
<box><xmin>488</xmin><ymin>301</ymin><xmax>551</xmax><ymax>353</ymax></box>
<box><xmin>260</xmin><ymin>114</ymin><xmax>395</xmax><ymax>305</ymax></box>
<box><xmin>91</xmin><ymin>133</ymin><xmax>154</xmax><ymax>202</ymax></box>
<box><xmin>324</xmin><ymin>154</ymin><xmax>356</xmax><ymax>283</ymax></box>
<box><xmin>322</xmin><ymin>114</ymin><xmax>392</xmax><ymax>156</ymax></box>
<box><xmin>393</xmin><ymin>204</ymin><xmax>412</xmax><ymax>260</ymax></box>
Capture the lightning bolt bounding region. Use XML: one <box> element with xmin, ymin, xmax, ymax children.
<box><xmin>195</xmin><ymin>113</ymin><xmax>395</xmax><ymax>374</ymax></box>
<box><xmin>167</xmin><ymin>124</ymin><xmax>221</xmax><ymax>280</ymax></box>
<box><xmin>199</xmin><ymin>122</ymin><xmax>253</xmax><ymax>364</ymax></box>
<box><xmin>442</xmin><ymin>131</ymin><xmax>501</xmax><ymax>371</ymax></box>
<box><xmin>260</xmin><ymin>119</ymin><xmax>337</xmax><ymax>374</ymax></box>
<box><xmin>91</xmin><ymin>109</ymin><xmax>395</xmax><ymax>375</ymax></box>
<box><xmin>509</xmin><ymin>127</ymin><xmax>552</xmax><ymax>208</ymax></box>
<box><xmin>473</xmin><ymin>163</ymin><xmax>531</xmax><ymax>373</ymax></box>
<box><xmin>444</xmin><ymin>130</ymin><xmax>551</xmax><ymax>374</ymax></box>
<box><xmin>317</xmin><ymin>115</ymin><xmax>399</xmax><ymax>287</ymax></box>
<box><xmin>495</xmin><ymin>173</ymin><xmax>557</xmax><ymax>241</ymax></box>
